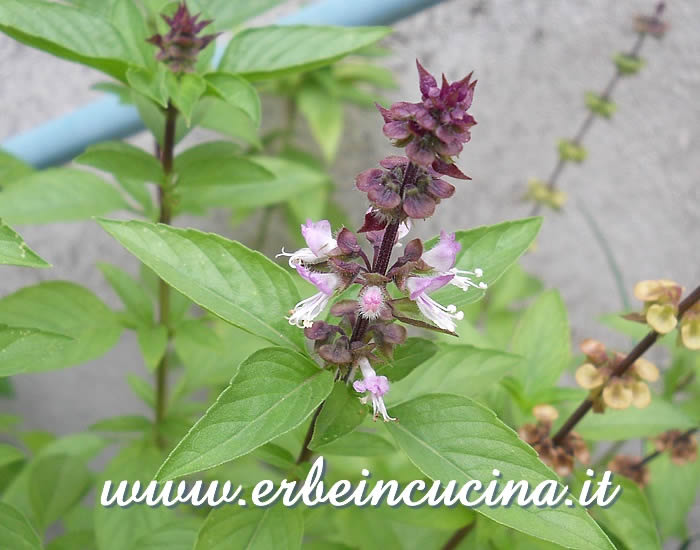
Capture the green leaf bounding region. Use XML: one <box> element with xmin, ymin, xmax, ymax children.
<box><xmin>0</xmin><ymin>0</ymin><xmax>132</xmax><ymax>81</ymax></box>
<box><xmin>94</xmin><ymin>442</ymin><xmax>172</xmax><ymax>550</ymax></box>
<box><xmin>334</xmin><ymin>62</ymin><xmax>398</xmax><ymax>88</ymax></box>
<box><xmin>0</xmin><ymin>502</ymin><xmax>41</xmax><ymax>550</ymax></box>
<box><xmin>309</xmin><ymin>382</ymin><xmax>367</xmax><ymax>450</ymax></box>
<box><xmin>646</xmin><ymin>450</ymin><xmax>700</xmax><ymax>540</ymax></box>
<box><xmin>89</xmin><ymin>414</ymin><xmax>152</xmax><ymax>434</ymax></box>
<box><xmin>0</xmin><ymin>325</ymin><xmax>72</xmax><ymax>377</ymax></box>
<box><xmin>166</xmin><ymin>72</ymin><xmax>206</xmax><ymax>125</ymax></box>
<box><xmin>0</xmin><ymin>169</ymin><xmax>127</xmax><ymax>224</ymax></box>
<box><xmin>2</xmin><ymin>434</ymin><xmax>106</xmax><ymax>521</ymax></box>
<box><xmin>132</xmin><ymin>89</ymin><xmax>195</xmax><ymax>146</ymax></box>
<box><xmin>195</xmin><ymin>98</ymin><xmax>261</xmax><ymax>148</ymax></box>
<box><xmin>0</xmin><ymin>221</ymin><xmax>49</xmax><ymax>268</ymax></box>
<box><xmin>429</xmin><ymin>217</ymin><xmax>542</xmax><ymax>310</ymax></box>
<box><xmin>195</xmin><ymin>505</ymin><xmax>303</xmax><ymax>550</ymax></box>
<box><xmin>298</xmin><ymin>81</ymin><xmax>343</xmax><ymax>162</ymax></box>
<box><xmin>574</xmin><ymin>399</ymin><xmax>695</xmax><ymax>440</ymax></box>
<box><xmin>312</xmin><ymin>430</ymin><xmax>395</xmax><ymax>456</ymax></box>
<box><xmin>226</xmin><ymin>155</ymin><xmax>329</xmax><ymax>209</ymax></box>
<box><xmin>156</xmin><ymin>348</ymin><xmax>333</xmax><ymax>480</ymax></box>
<box><xmin>0</xmin><ymin>413</ymin><xmax>21</xmax><ymax>431</ymax></box>
<box><xmin>188</xmin><ymin>0</ymin><xmax>283</xmax><ymax>31</ymax></box>
<box><xmin>110</xmin><ymin>0</ymin><xmax>152</xmax><ymax>67</ymax></box>
<box><xmin>0</xmin><ymin>444</ymin><xmax>24</xmax><ymax>470</ymax></box>
<box><xmin>204</xmin><ymin>72</ymin><xmax>261</xmax><ymax>126</ymax></box>
<box><xmin>77</xmin><ymin>141</ymin><xmax>164</xmax><ymax>184</ymax></box>
<box><xmin>0</xmin><ymin>281</ymin><xmax>122</xmax><ymax>372</ymax></box>
<box><xmin>174</xmin><ymin>319</ymin><xmax>267</xmax><ymax>388</ymax></box>
<box><xmin>375</xmin><ymin>337</ymin><xmax>439</xmax><ymax>382</ymax></box>
<box><xmin>219</xmin><ymin>25</ymin><xmax>391</xmax><ymax>80</ymax></box>
<box><xmin>137</xmin><ymin>324</ymin><xmax>168</xmax><ymax>370</ymax></box>
<box><xmin>98</xmin><ymin>219</ymin><xmax>304</xmax><ymax>350</ymax></box>
<box><xmin>98</xmin><ymin>262</ymin><xmax>153</xmax><ymax>325</ymax></box>
<box><xmin>46</xmin><ymin>530</ymin><xmax>96</xmax><ymax>550</ymax></box>
<box><xmin>389</xmin><ymin>345</ymin><xmax>522</xmax><ymax>404</ymax></box>
<box><xmin>584</xmin><ymin>475</ymin><xmax>660</xmax><ymax>550</ymax></box>
<box><xmin>174</xmin><ymin>151</ymin><xmax>282</xmax><ymax>212</ymax></box>
<box><xmin>510</xmin><ymin>290</ymin><xmax>569</xmax><ymax>394</ymax></box>
<box><xmin>486</xmin><ymin>263</ymin><xmax>543</xmax><ymax>312</ymax></box>
<box><xmin>0</xmin><ymin>151</ymin><xmax>33</xmax><ymax>185</ymax></box>
<box><xmin>127</xmin><ymin>65</ymin><xmax>168</xmax><ymax>107</ymax></box>
<box><xmin>127</xmin><ymin>374</ymin><xmax>155</xmax><ymax>409</ymax></box>
<box><xmin>132</xmin><ymin>520</ymin><xmax>200</xmax><ymax>550</ymax></box>
<box><xmin>387</xmin><ymin>394</ymin><xmax>614</xmax><ymax>550</ymax></box>
<box><xmin>29</xmin><ymin>454</ymin><xmax>92</xmax><ymax>530</ymax></box>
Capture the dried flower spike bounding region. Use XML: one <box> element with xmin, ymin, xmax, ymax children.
<box><xmin>633</xmin><ymin>279</ymin><xmax>683</xmax><ymax>334</ymax></box>
<box><xmin>654</xmin><ymin>430</ymin><xmax>698</xmax><ymax>465</ymax></box>
<box><xmin>608</xmin><ymin>455</ymin><xmax>650</xmax><ymax>488</ymax></box>
<box><xmin>519</xmin><ymin>407</ymin><xmax>589</xmax><ymax>477</ymax></box>
<box><xmin>680</xmin><ymin>302</ymin><xmax>700</xmax><ymax>350</ymax></box>
<box><xmin>147</xmin><ymin>2</ymin><xmax>220</xmax><ymax>72</ymax></box>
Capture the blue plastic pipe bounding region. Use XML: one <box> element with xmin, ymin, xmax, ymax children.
<box><xmin>2</xmin><ymin>0</ymin><xmax>445</xmax><ymax>168</ymax></box>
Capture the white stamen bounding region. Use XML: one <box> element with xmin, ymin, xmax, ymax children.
<box><xmin>449</xmin><ymin>267</ymin><xmax>488</xmax><ymax>291</ymax></box>
<box><xmin>286</xmin><ymin>292</ymin><xmax>331</xmax><ymax>327</ymax></box>
<box><xmin>276</xmin><ymin>247</ymin><xmax>323</xmax><ymax>268</ymax></box>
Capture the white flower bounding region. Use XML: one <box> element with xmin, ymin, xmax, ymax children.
<box><xmin>422</xmin><ymin>230</ymin><xmax>487</xmax><ymax>292</ymax></box>
<box><xmin>406</xmin><ymin>274</ymin><xmax>464</xmax><ymax>332</ymax></box>
<box><xmin>352</xmin><ymin>356</ymin><xmax>395</xmax><ymax>422</ymax></box>
<box><xmin>286</xmin><ymin>265</ymin><xmax>341</xmax><ymax>328</ymax></box>
<box><xmin>277</xmin><ymin>219</ymin><xmax>337</xmax><ymax>267</ymax></box>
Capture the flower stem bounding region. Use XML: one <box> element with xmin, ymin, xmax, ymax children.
<box><xmin>552</xmin><ymin>283</ymin><xmax>700</xmax><ymax>447</ymax></box>
<box><xmin>530</xmin><ymin>17</ymin><xmax>650</xmax><ymax>217</ymax></box>
<box><xmin>441</xmin><ymin>521</ymin><xmax>476</xmax><ymax>550</ymax></box>
<box><xmin>298</xmin><ymin>162</ymin><xmax>420</xmax><ymax>460</ymax></box>
<box><xmin>154</xmin><ymin>101</ymin><xmax>177</xmax><ymax>446</ymax></box>
<box><xmin>295</xmin><ymin>404</ymin><xmax>323</xmax><ymax>465</ymax></box>
<box><xmin>373</xmin><ymin>162</ymin><xmax>418</xmax><ymax>275</ymax></box>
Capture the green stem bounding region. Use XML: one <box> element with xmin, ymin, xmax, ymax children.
<box><xmin>578</xmin><ymin>201</ymin><xmax>631</xmax><ymax>310</ymax></box>
<box><xmin>154</xmin><ymin>102</ymin><xmax>177</xmax><ymax>446</ymax></box>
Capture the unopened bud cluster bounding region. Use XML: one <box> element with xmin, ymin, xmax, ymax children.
<box><xmin>575</xmin><ymin>338</ymin><xmax>659</xmax><ymax>412</ymax></box>
<box><xmin>147</xmin><ymin>3</ymin><xmax>219</xmax><ymax>72</ymax></box>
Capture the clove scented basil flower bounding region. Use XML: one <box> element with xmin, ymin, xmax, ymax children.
<box><xmin>278</xmin><ymin>61</ymin><xmax>483</xmax><ymax>421</ymax></box>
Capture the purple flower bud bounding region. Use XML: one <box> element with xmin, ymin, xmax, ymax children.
<box><xmin>318</xmin><ymin>337</ymin><xmax>353</xmax><ymax>365</ymax></box>
<box><xmin>374</xmin><ymin>322</ymin><xmax>407</xmax><ymax>345</ymax></box>
<box><xmin>403</xmin><ymin>186</ymin><xmax>436</xmax><ymax>219</ymax></box>
<box><xmin>377</xmin><ymin>60</ymin><xmax>477</xmax><ymax>170</ymax></box>
<box><xmin>336</xmin><ymin>228</ymin><xmax>361</xmax><ymax>254</ymax></box>
<box><xmin>146</xmin><ymin>2</ymin><xmax>220</xmax><ymax>72</ymax></box>
<box><xmin>304</xmin><ymin>321</ymin><xmax>336</xmax><ymax>341</ymax></box>
<box><xmin>432</xmin><ymin>158</ymin><xmax>471</xmax><ymax>180</ymax></box>
<box><xmin>358</xmin><ymin>210</ymin><xmax>388</xmax><ymax>233</ymax></box>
